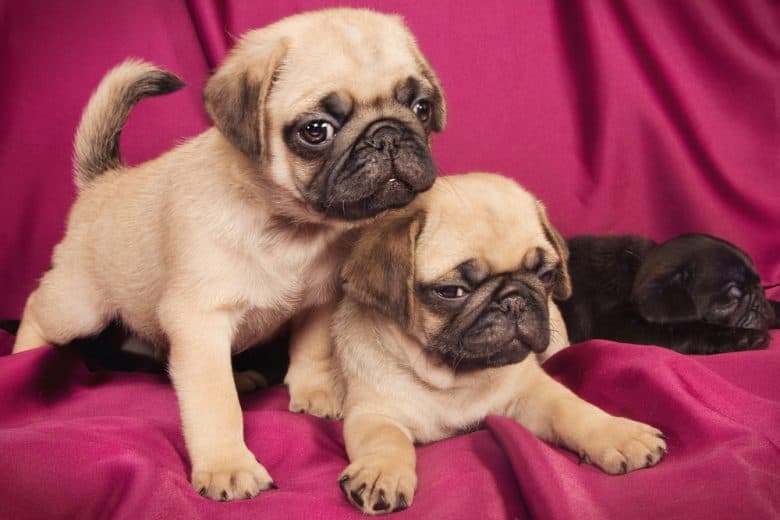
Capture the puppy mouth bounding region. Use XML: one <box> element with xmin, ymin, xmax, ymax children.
<box><xmin>333</xmin><ymin>176</ymin><xmax>416</xmax><ymax>220</ymax></box>
<box><xmin>432</xmin><ymin>337</ymin><xmax>535</xmax><ymax>371</ymax></box>
<box><xmin>386</xmin><ymin>176</ymin><xmax>414</xmax><ymax>194</ymax></box>
<box><xmin>729</xmin><ymin>290</ymin><xmax>773</xmax><ymax>330</ymax></box>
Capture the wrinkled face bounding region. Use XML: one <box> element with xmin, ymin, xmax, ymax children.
<box><xmin>634</xmin><ymin>235</ymin><xmax>774</xmax><ymax>330</ymax></box>
<box><xmin>417</xmin><ymin>245</ymin><xmax>565</xmax><ymax>370</ymax></box>
<box><xmin>204</xmin><ymin>9</ymin><xmax>446</xmax><ymax>221</ymax></box>
<box><xmin>692</xmin><ymin>244</ymin><xmax>772</xmax><ymax>329</ymax></box>
<box><xmin>278</xmin><ymin>77</ymin><xmax>441</xmax><ymax>219</ymax></box>
<box><xmin>341</xmin><ymin>174</ymin><xmax>572</xmax><ymax>372</ymax></box>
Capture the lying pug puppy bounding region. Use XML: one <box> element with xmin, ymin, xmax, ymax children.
<box><xmin>332</xmin><ymin>173</ymin><xmax>666</xmax><ymax>515</ymax></box>
<box><xmin>12</xmin><ymin>8</ymin><xmax>445</xmax><ymax>500</ymax></box>
<box><xmin>558</xmin><ymin>234</ymin><xmax>779</xmax><ymax>353</ymax></box>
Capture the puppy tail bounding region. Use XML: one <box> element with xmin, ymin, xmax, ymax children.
<box><xmin>73</xmin><ymin>59</ymin><xmax>185</xmax><ymax>189</ymax></box>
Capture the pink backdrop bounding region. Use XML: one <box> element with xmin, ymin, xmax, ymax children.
<box><xmin>1</xmin><ymin>1</ymin><xmax>778</xmax><ymax>518</ymax></box>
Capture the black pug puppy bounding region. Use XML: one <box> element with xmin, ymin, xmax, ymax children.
<box><xmin>558</xmin><ymin>233</ymin><xmax>779</xmax><ymax>354</ymax></box>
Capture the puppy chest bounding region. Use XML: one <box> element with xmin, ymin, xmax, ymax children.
<box><xmin>241</xmin><ymin>240</ymin><xmax>341</xmax><ymax>308</ymax></box>
<box><xmin>403</xmin><ymin>390</ymin><xmax>491</xmax><ymax>443</ymax></box>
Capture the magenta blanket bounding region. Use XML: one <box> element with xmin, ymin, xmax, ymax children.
<box><xmin>1</xmin><ymin>1</ymin><xmax>778</xmax><ymax>518</ymax></box>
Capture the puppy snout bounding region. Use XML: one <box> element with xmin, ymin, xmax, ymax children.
<box><xmin>496</xmin><ymin>282</ymin><xmax>537</xmax><ymax>317</ymax></box>
<box><xmin>365</xmin><ymin>126</ymin><xmax>402</xmax><ymax>157</ymax></box>
<box><xmin>736</xmin><ymin>289</ymin><xmax>772</xmax><ymax>330</ymax></box>
<box><xmin>499</xmin><ymin>294</ymin><xmax>527</xmax><ymax>316</ymax></box>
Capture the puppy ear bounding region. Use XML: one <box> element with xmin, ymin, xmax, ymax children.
<box><xmin>408</xmin><ymin>39</ymin><xmax>446</xmax><ymax>132</ymax></box>
<box><xmin>631</xmin><ymin>266</ymin><xmax>699</xmax><ymax>323</ymax></box>
<box><xmin>341</xmin><ymin>211</ymin><xmax>425</xmax><ymax>328</ymax></box>
<box><xmin>204</xmin><ymin>35</ymin><xmax>289</xmax><ymax>160</ymax></box>
<box><xmin>536</xmin><ymin>202</ymin><xmax>572</xmax><ymax>300</ymax></box>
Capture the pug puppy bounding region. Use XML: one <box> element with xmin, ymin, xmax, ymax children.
<box><xmin>558</xmin><ymin>233</ymin><xmax>779</xmax><ymax>353</ymax></box>
<box><xmin>12</xmin><ymin>8</ymin><xmax>445</xmax><ymax>501</ymax></box>
<box><xmin>332</xmin><ymin>174</ymin><xmax>666</xmax><ymax>515</ymax></box>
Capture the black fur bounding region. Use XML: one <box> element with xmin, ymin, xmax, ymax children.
<box><xmin>0</xmin><ymin>319</ymin><xmax>288</xmax><ymax>383</ymax></box>
<box><xmin>558</xmin><ymin>233</ymin><xmax>778</xmax><ymax>354</ymax></box>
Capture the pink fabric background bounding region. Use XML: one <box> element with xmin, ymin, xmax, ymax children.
<box><xmin>1</xmin><ymin>1</ymin><xmax>778</xmax><ymax>518</ymax></box>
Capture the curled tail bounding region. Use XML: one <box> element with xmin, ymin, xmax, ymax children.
<box><xmin>73</xmin><ymin>59</ymin><xmax>185</xmax><ymax>189</ymax></box>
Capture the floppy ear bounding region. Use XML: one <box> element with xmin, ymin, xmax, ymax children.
<box><xmin>204</xmin><ymin>33</ymin><xmax>289</xmax><ymax>160</ymax></box>
<box><xmin>536</xmin><ymin>202</ymin><xmax>572</xmax><ymax>300</ymax></box>
<box><xmin>340</xmin><ymin>211</ymin><xmax>425</xmax><ymax>328</ymax></box>
<box><xmin>407</xmin><ymin>38</ymin><xmax>447</xmax><ymax>132</ymax></box>
<box><xmin>631</xmin><ymin>265</ymin><xmax>699</xmax><ymax>323</ymax></box>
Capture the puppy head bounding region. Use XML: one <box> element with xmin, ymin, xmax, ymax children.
<box><xmin>632</xmin><ymin>233</ymin><xmax>774</xmax><ymax>330</ymax></box>
<box><xmin>341</xmin><ymin>173</ymin><xmax>571</xmax><ymax>370</ymax></box>
<box><xmin>204</xmin><ymin>8</ymin><xmax>446</xmax><ymax>221</ymax></box>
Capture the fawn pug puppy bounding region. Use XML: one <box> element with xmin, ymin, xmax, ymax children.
<box><xmin>13</xmin><ymin>8</ymin><xmax>445</xmax><ymax>501</ymax></box>
<box><xmin>332</xmin><ymin>174</ymin><xmax>666</xmax><ymax>514</ymax></box>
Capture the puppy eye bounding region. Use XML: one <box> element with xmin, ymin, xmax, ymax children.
<box><xmin>433</xmin><ymin>285</ymin><xmax>468</xmax><ymax>299</ymax></box>
<box><xmin>412</xmin><ymin>99</ymin><xmax>431</xmax><ymax>123</ymax></box>
<box><xmin>726</xmin><ymin>286</ymin><xmax>743</xmax><ymax>301</ymax></box>
<box><xmin>717</xmin><ymin>285</ymin><xmax>742</xmax><ymax>311</ymax></box>
<box><xmin>538</xmin><ymin>269</ymin><xmax>554</xmax><ymax>285</ymax></box>
<box><xmin>714</xmin><ymin>286</ymin><xmax>742</xmax><ymax>312</ymax></box>
<box><xmin>299</xmin><ymin>120</ymin><xmax>336</xmax><ymax>145</ymax></box>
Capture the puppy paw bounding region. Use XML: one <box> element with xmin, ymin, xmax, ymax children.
<box><xmin>578</xmin><ymin>417</ymin><xmax>666</xmax><ymax>475</ymax></box>
<box><xmin>192</xmin><ymin>449</ymin><xmax>276</xmax><ymax>501</ymax></box>
<box><xmin>233</xmin><ymin>369</ymin><xmax>268</xmax><ymax>394</ymax></box>
<box><xmin>736</xmin><ymin>328</ymin><xmax>770</xmax><ymax>351</ymax></box>
<box><xmin>288</xmin><ymin>384</ymin><xmax>343</xmax><ymax>419</ymax></box>
<box><xmin>339</xmin><ymin>457</ymin><xmax>416</xmax><ymax>515</ymax></box>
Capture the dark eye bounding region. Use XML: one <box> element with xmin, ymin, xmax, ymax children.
<box><xmin>298</xmin><ymin>120</ymin><xmax>336</xmax><ymax>145</ymax></box>
<box><xmin>538</xmin><ymin>269</ymin><xmax>554</xmax><ymax>285</ymax></box>
<box><xmin>433</xmin><ymin>285</ymin><xmax>468</xmax><ymax>299</ymax></box>
<box><xmin>716</xmin><ymin>286</ymin><xmax>742</xmax><ymax>310</ymax></box>
<box><xmin>412</xmin><ymin>99</ymin><xmax>431</xmax><ymax>122</ymax></box>
<box><xmin>726</xmin><ymin>285</ymin><xmax>743</xmax><ymax>301</ymax></box>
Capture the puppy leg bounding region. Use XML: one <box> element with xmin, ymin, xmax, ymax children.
<box><xmin>233</xmin><ymin>369</ymin><xmax>268</xmax><ymax>393</ymax></box>
<box><xmin>340</xmin><ymin>412</ymin><xmax>417</xmax><ymax>515</ymax></box>
<box><xmin>161</xmin><ymin>302</ymin><xmax>274</xmax><ymax>500</ymax></box>
<box><xmin>285</xmin><ymin>302</ymin><xmax>343</xmax><ymax>419</ymax></box>
<box><xmin>14</xmin><ymin>267</ymin><xmax>109</xmax><ymax>353</ymax></box>
<box><xmin>506</xmin><ymin>361</ymin><xmax>666</xmax><ymax>475</ymax></box>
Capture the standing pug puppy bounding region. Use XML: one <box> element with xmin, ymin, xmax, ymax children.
<box><xmin>13</xmin><ymin>8</ymin><xmax>445</xmax><ymax>501</ymax></box>
<box><xmin>333</xmin><ymin>174</ymin><xmax>666</xmax><ymax>515</ymax></box>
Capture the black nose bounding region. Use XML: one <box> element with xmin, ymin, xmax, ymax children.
<box><xmin>499</xmin><ymin>295</ymin><xmax>527</xmax><ymax>316</ymax></box>
<box><xmin>364</xmin><ymin>122</ymin><xmax>404</xmax><ymax>156</ymax></box>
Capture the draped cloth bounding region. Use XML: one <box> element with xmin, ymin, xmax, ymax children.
<box><xmin>1</xmin><ymin>1</ymin><xmax>778</xmax><ymax>518</ymax></box>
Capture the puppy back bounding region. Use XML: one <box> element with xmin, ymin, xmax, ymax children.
<box><xmin>73</xmin><ymin>59</ymin><xmax>184</xmax><ymax>189</ymax></box>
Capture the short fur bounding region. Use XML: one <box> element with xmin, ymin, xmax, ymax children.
<box><xmin>13</xmin><ymin>8</ymin><xmax>446</xmax><ymax>501</ymax></box>
<box><xmin>330</xmin><ymin>174</ymin><xmax>666</xmax><ymax>515</ymax></box>
<box><xmin>558</xmin><ymin>233</ymin><xmax>778</xmax><ymax>354</ymax></box>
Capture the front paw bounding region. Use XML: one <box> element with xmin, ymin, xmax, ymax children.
<box><xmin>191</xmin><ymin>448</ymin><xmax>275</xmax><ymax>501</ymax></box>
<box><xmin>735</xmin><ymin>328</ymin><xmax>770</xmax><ymax>351</ymax></box>
<box><xmin>339</xmin><ymin>457</ymin><xmax>417</xmax><ymax>515</ymax></box>
<box><xmin>578</xmin><ymin>417</ymin><xmax>666</xmax><ymax>475</ymax></box>
<box><xmin>288</xmin><ymin>383</ymin><xmax>343</xmax><ymax>419</ymax></box>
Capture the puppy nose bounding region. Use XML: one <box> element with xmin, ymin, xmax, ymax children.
<box><xmin>366</xmin><ymin>128</ymin><xmax>400</xmax><ymax>155</ymax></box>
<box><xmin>365</xmin><ymin>123</ymin><xmax>402</xmax><ymax>156</ymax></box>
<box><xmin>499</xmin><ymin>294</ymin><xmax>527</xmax><ymax>315</ymax></box>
